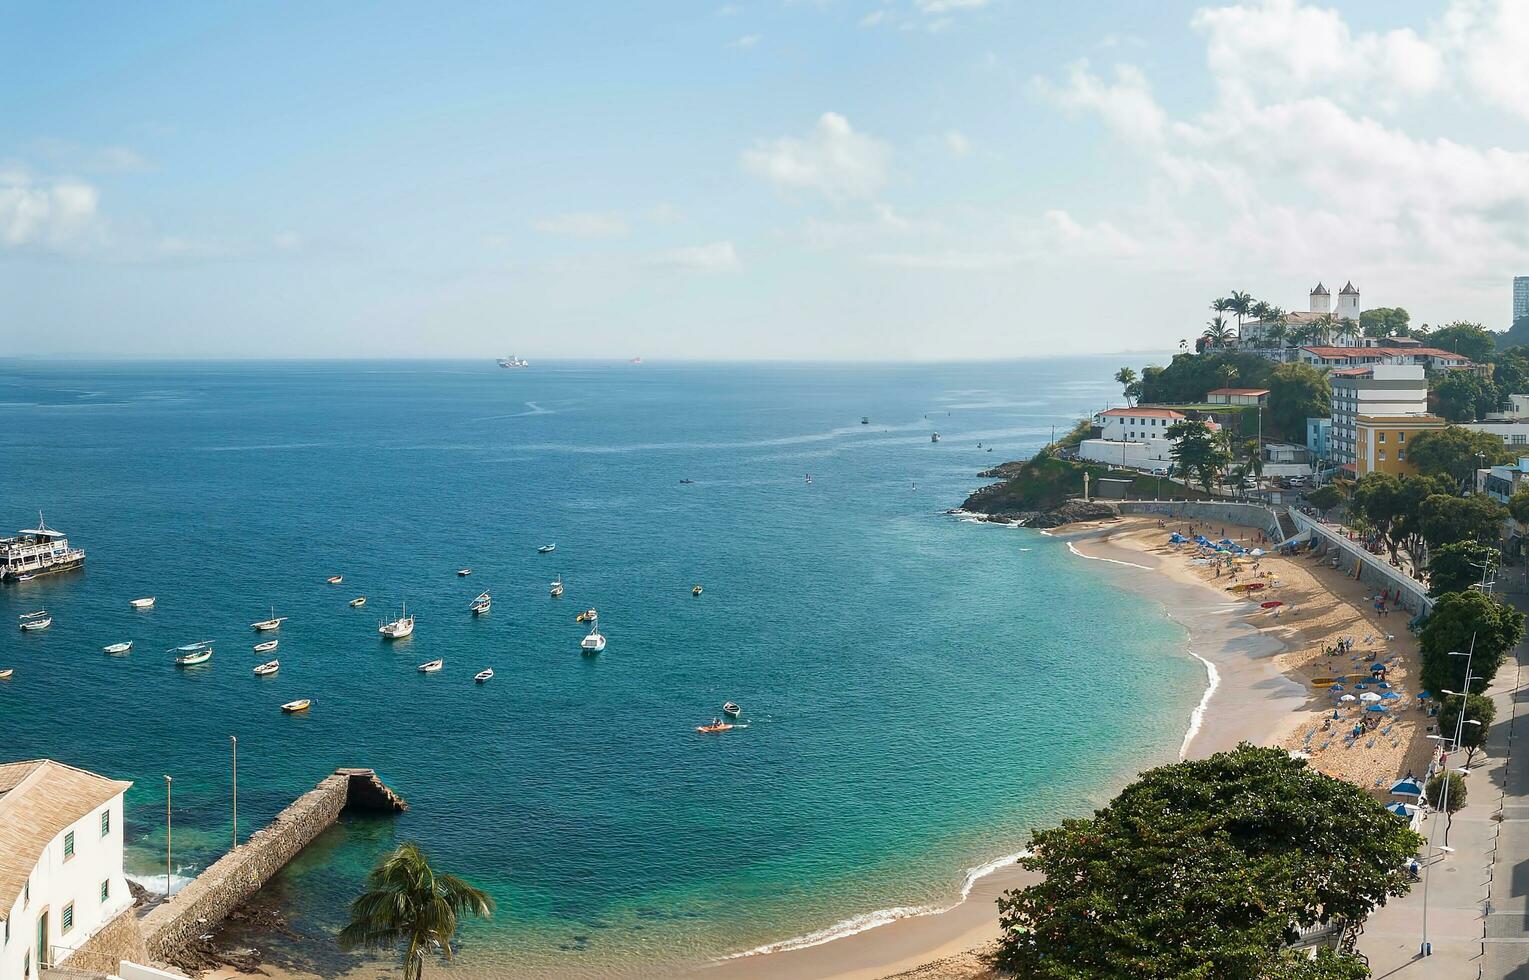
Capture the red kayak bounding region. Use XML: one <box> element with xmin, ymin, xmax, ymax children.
<box><xmin>1261</xmin><ymin>600</ymin><xmax>1283</xmax><ymax>608</ymax></box>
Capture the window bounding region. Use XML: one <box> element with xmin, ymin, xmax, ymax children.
<box><xmin>101</xmin><ymin>878</ymin><xmax>110</xmax><ymax>902</ymax></box>
<box><xmin>101</xmin><ymin>810</ymin><xmax>110</xmax><ymax>837</ymax></box>
<box><xmin>1377</xmin><ymin>432</ymin><xmax>1386</xmax><ymax>443</ymax></box>
<box><xmin>1399</xmin><ymin>450</ymin><xmax>1406</xmax><ymax>461</ymax></box>
<box><xmin>64</xmin><ymin>830</ymin><xmax>75</xmax><ymax>859</ymax></box>
<box><xmin>23</xmin><ymin>879</ymin><xmax>29</xmax><ymax>907</ymax></box>
<box><xmin>1398</xmin><ymin>431</ymin><xmax>1405</xmax><ymax>442</ymax></box>
<box><xmin>62</xmin><ymin>902</ymin><xmax>74</xmax><ymax>933</ymax></box>
<box><xmin>1379</xmin><ymin>450</ymin><xmax>1387</xmax><ymax>461</ymax></box>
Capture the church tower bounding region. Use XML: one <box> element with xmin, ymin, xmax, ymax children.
<box><xmin>1310</xmin><ymin>282</ymin><xmax>1330</xmax><ymax>314</ymax></box>
<box><xmin>1337</xmin><ymin>281</ymin><xmax>1360</xmax><ymax>322</ymax></box>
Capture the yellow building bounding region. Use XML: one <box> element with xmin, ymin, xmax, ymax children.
<box><xmin>1353</xmin><ymin>414</ymin><xmax>1445</xmax><ymax>476</ymax></box>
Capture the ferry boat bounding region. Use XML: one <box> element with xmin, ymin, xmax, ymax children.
<box><xmin>379</xmin><ymin>604</ymin><xmax>414</xmax><ymax>639</ymax></box>
<box><xmin>1</xmin><ymin>514</ymin><xmax>85</xmax><ymax>582</ymax></box>
<box><xmin>497</xmin><ymin>355</ymin><xmax>529</xmax><ymax>368</ymax></box>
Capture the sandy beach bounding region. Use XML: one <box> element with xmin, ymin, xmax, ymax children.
<box><xmin>201</xmin><ymin>515</ymin><xmax>1432</xmax><ymax>980</ymax></box>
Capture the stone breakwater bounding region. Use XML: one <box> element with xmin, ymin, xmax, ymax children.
<box><xmin>139</xmin><ymin>768</ymin><xmax>406</xmax><ymax>963</ymax></box>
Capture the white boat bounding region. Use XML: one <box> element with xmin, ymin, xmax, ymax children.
<box><xmin>350</xmin><ymin>596</ymin><xmax>367</xmax><ymax>607</ymax></box>
<box><xmin>418</xmin><ymin>659</ymin><xmax>443</xmax><ymax>673</ymax></box>
<box><xmin>174</xmin><ymin>642</ymin><xmax>213</xmax><ymax>666</ymax></box>
<box><xmin>723</xmin><ymin>701</ymin><xmax>741</xmax><ymax>717</ymax></box>
<box><xmin>470</xmin><ymin>595</ymin><xmax>491</xmax><ymax>615</ymax></box>
<box><xmin>253</xmin><ymin>639</ymin><xmax>279</xmax><ymax>653</ymax></box>
<box><xmin>251</xmin><ymin>606</ymin><xmax>287</xmax><ymax>631</ymax></box>
<box><xmin>281</xmin><ymin>698</ymin><xmax>310</xmax><ymax>713</ymax></box>
<box><xmin>379</xmin><ymin>604</ymin><xmax>415</xmax><ymax>639</ymax></box>
<box><xmin>497</xmin><ymin>355</ymin><xmax>529</xmax><ymax>368</ymax></box>
<box><xmin>581</xmin><ymin>618</ymin><xmax>606</xmax><ymax>654</ymax></box>
<box><xmin>19</xmin><ymin>609</ymin><xmax>47</xmax><ymax>620</ymax></box>
<box><xmin>550</xmin><ymin>575</ymin><xmax>564</xmax><ymax>597</ymax></box>
<box><xmin>0</xmin><ymin>668</ymin><xmax>12</xmax><ymax>680</ymax></box>
<box><xmin>19</xmin><ymin>612</ymin><xmax>51</xmax><ymax>632</ymax></box>
<box><xmin>1</xmin><ymin>514</ymin><xmax>85</xmax><ymax>581</ymax></box>
<box><xmin>692</xmin><ymin>584</ymin><xmax>703</xmax><ymax>596</ymax></box>
<box><xmin>130</xmin><ymin>597</ymin><xmax>156</xmax><ymax>609</ymax></box>
<box><xmin>475</xmin><ymin>668</ymin><xmax>494</xmax><ymax>683</ymax></box>
<box><xmin>538</xmin><ymin>544</ymin><xmax>556</xmax><ymax>554</ymax></box>
<box><xmin>326</xmin><ymin>575</ymin><xmax>343</xmax><ymax>584</ymax></box>
<box><xmin>458</xmin><ymin>568</ymin><xmax>472</xmax><ymax>577</ymax></box>
<box><xmin>931</xmin><ymin>432</ymin><xmax>941</xmax><ymax>443</ymax></box>
<box><xmin>254</xmin><ymin>660</ymin><xmax>280</xmax><ymax>676</ymax></box>
<box><xmin>103</xmin><ymin>641</ymin><xmax>133</xmax><ymax>655</ymax></box>
<box><xmin>15</xmin><ymin>574</ymin><xmax>35</xmax><ymax>582</ymax></box>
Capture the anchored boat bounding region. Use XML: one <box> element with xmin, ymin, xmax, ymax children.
<box><xmin>581</xmin><ymin>616</ymin><xmax>606</xmax><ymax>654</ymax></box>
<box><xmin>174</xmin><ymin>642</ymin><xmax>213</xmax><ymax>666</ymax></box>
<box><xmin>103</xmin><ymin>641</ymin><xmax>133</xmax><ymax>655</ymax></box>
<box><xmin>470</xmin><ymin>592</ymin><xmax>491</xmax><ymax>615</ymax></box>
<box><xmin>550</xmin><ymin>575</ymin><xmax>564</xmax><ymax>597</ymax></box>
<box><xmin>417</xmin><ymin>659</ymin><xmax>443</xmax><ymax>673</ymax></box>
<box><xmin>19</xmin><ymin>610</ymin><xmax>51</xmax><ymax>632</ymax></box>
<box><xmin>130</xmin><ymin>597</ymin><xmax>156</xmax><ymax>609</ymax></box>
<box><xmin>723</xmin><ymin>701</ymin><xmax>741</xmax><ymax>717</ymax></box>
<box><xmin>379</xmin><ymin>604</ymin><xmax>414</xmax><ymax>639</ymax></box>
<box><xmin>475</xmin><ymin>668</ymin><xmax>494</xmax><ymax>683</ymax></box>
<box><xmin>254</xmin><ymin>660</ymin><xmax>280</xmax><ymax>676</ymax></box>
<box><xmin>538</xmin><ymin>544</ymin><xmax>556</xmax><ymax>554</ymax></box>
<box><xmin>350</xmin><ymin>596</ymin><xmax>366</xmax><ymax>607</ymax></box>
<box><xmin>251</xmin><ymin>606</ymin><xmax>287</xmax><ymax>631</ymax></box>
<box><xmin>1</xmin><ymin>513</ymin><xmax>85</xmax><ymax>582</ymax></box>
<box><xmin>253</xmin><ymin>639</ymin><xmax>278</xmax><ymax>653</ymax></box>
<box><xmin>281</xmin><ymin>698</ymin><xmax>310</xmax><ymax>713</ymax></box>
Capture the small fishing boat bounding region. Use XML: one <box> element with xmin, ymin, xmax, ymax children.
<box><xmin>350</xmin><ymin>596</ymin><xmax>367</xmax><ymax>607</ymax></box>
<box><xmin>696</xmin><ymin>720</ymin><xmax>733</xmax><ymax>733</ymax></box>
<box><xmin>679</xmin><ymin>478</ymin><xmax>696</xmax><ymax>485</ymax></box>
<box><xmin>251</xmin><ymin>606</ymin><xmax>287</xmax><ymax>631</ymax></box>
<box><xmin>379</xmin><ymin>604</ymin><xmax>414</xmax><ymax>639</ymax></box>
<box><xmin>722</xmin><ymin>701</ymin><xmax>740</xmax><ymax>717</ymax></box>
<box><xmin>326</xmin><ymin>575</ymin><xmax>343</xmax><ymax>584</ymax></box>
<box><xmin>103</xmin><ymin>641</ymin><xmax>133</xmax><ymax>655</ymax></box>
<box><xmin>805</xmin><ymin>474</ymin><xmax>812</xmax><ymax>484</ymax></box>
<box><xmin>15</xmin><ymin>574</ymin><xmax>35</xmax><ymax>582</ymax></box>
<box><xmin>931</xmin><ymin>432</ymin><xmax>940</xmax><ymax>443</ymax></box>
<box><xmin>861</xmin><ymin>416</ymin><xmax>869</xmax><ymax>425</ymax></box>
<box><xmin>470</xmin><ymin>593</ymin><xmax>491</xmax><ymax>615</ymax></box>
<box><xmin>538</xmin><ymin>544</ymin><xmax>556</xmax><ymax>554</ymax></box>
<box><xmin>281</xmin><ymin>698</ymin><xmax>310</xmax><ymax>713</ymax></box>
<box><xmin>19</xmin><ymin>612</ymin><xmax>51</xmax><ymax>632</ymax></box>
<box><xmin>458</xmin><ymin>568</ymin><xmax>472</xmax><ymax>577</ymax></box>
<box><xmin>174</xmin><ymin>642</ymin><xmax>213</xmax><ymax>666</ymax></box>
<box><xmin>475</xmin><ymin>668</ymin><xmax>494</xmax><ymax>683</ymax></box>
<box><xmin>581</xmin><ymin>618</ymin><xmax>606</xmax><ymax>654</ymax></box>
<box><xmin>692</xmin><ymin>584</ymin><xmax>703</xmax><ymax>596</ymax></box>
<box><xmin>130</xmin><ymin>597</ymin><xmax>156</xmax><ymax>609</ymax></box>
<box><xmin>0</xmin><ymin>668</ymin><xmax>12</xmax><ymax>680</ymax></box>
<box><xmin>253</xmin><ymin>639</ymin><xmax>279</xmax><ymax>653</ymax></box>
<box><xmin>550</xmin><ymin>575</ymin><xmax>564</xmax><ymax>597</ymax></box>
<box><xmin>418</xmin><ymin>659</ymin><xmax>443</xmax><ymax>673</ymax></box>
<box><xmin>254</xmin><ymin>660</ymin><xmax>280</xmax><ymax>676</ymax></box>
<box><xmin>19</xmin><ymin>609</ymin><xmax>46</xmax><ymax>620</ymax></box>
<box><xmin>576</xmin><ymin>608</ymin><xmax>596</xmax><ymax>623</ymax></box>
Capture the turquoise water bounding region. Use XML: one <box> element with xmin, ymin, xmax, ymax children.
<box><xmin>0</xmin><ymin>359</ymin><xmax>1199</xmax><ymax>975</ymax></box>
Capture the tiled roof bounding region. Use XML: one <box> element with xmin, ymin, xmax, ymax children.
<box><xmin>1208</xmin><ymin>388</ymin><xmax>1271</xmax><ymax>396</ymax></box>
<box><xmin>1098</xmin><ymin>408</ymin><xmax>1185</xmax><ymax>419</ymax></box>
<box><xmin>0</xmin><ymin>760</ymin><xmax>131</xmax><ymax>921</ymax></box>
<box><xmin>1300</xmin><ymin>346</ymin><xmax>1469</xmax><ymax>361</ymax></box>
<box><xmin>1311</xmin><ymin>282</ymin><xmax>1329</xmax><ymax>295</ymax></box>
<box><xmin>1340</xmin><ymin>281</ymin><xmax>1359</xmax><ymax>294</ymax></box>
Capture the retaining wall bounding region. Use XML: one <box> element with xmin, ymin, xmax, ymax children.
<box><xmin>1287</xmin><ymin>510</ymin><xmax>1433</xmax><ymax>617</ymax></box>
<box><xmin>139</xmin><ymin>769</ymin><xmax>405</xmax><ymax>962</ymax></box>
<box><xmin>1115</xmin><ymin>500</ymin><xmax>1285</xmax><ymax>541</ymax></box>
<box><xmin>59</xmin><ymin>907</ymin><xmax>151</xmax><ymax>975</ymax></box>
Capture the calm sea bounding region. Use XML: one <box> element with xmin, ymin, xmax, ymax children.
<box><xmin>0</xmin><ymin>358</ymin><xmax>1200</xmax><ymax>976</ymax></box>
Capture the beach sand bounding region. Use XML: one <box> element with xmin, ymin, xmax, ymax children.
<box><xmin>202</xmin><ymin>516</ymin><xmax>1432</xmax><ymax>980</ymax></box>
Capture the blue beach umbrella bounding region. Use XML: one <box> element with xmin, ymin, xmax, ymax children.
<box><xmin>1390</xmin><ymin>778</ymin><xmax>1424</xmax><ymax>797</ymax></box>
<box><xmin>1366</xmin><ymin>704</ymin><xmax>1388</xmax><ymax>712</ymax></box>
<box><xmin>1370</xmin><ymin>663</ymin><xmax>1386</xmax><ymax>673</ymax></box>
<box><xmin>1418</xmin><ymin>691</ymin><xmax>1431</xmax><ymax>699</ymax></box>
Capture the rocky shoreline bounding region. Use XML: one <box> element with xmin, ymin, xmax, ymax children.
<box><xmin>952</xmin><ymin>498</ymin><xmax>1119</xmax><ymax>529</ymax></box>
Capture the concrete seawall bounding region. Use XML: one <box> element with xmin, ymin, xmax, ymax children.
<box><xmin>138</xmin><ymin>768</ymin><xmax>406</xmax><ymax>962</ymax></box>
<box><xmin>1286</xmin><ymin>510</ymin><xmax>1432</xmax><ymax>616</ymax></box>
<box><xmin>1115</xmin><ymin>500</ymin><xmax>1285</xmax><ymax>542</ymax></box>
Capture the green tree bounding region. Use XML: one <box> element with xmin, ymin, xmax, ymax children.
<box><xmin>338</xmin><ymin>841</ymin><xmax>496</xmax><ymax>980</ymax></box>
<box><xmin>1425</xmin><ymin>770</ymin><xmax>1468</xmax><ymax>845</ymax></box>
<box><xmin>1423</xmin><ymin>320</ymin><xmax>1495</xmax><ymax>362</ymax></box>
<box><xmin>1360</xmin><ymin>307</ymin><xmax>1410</xmax><ymax>339</ymax></box>
<box><xmin>1419</xmin><ymin>590</ymin><xmax>1526</xmax><ymax>695</ymax></box>
<box><xmin>1261</xmin><ymin>948</ymin><xmax>1372</xmax><ymax>980</ymax></box>
<box><xmin>1228</xmin><ymin>289</ymin><xmax>1254</xmax><ymax>333</ymax></box>
<box><xmin>1115</xmin><ymin>366</ymin><xmax>1139</xmax><ymax>406</ymax></box>
<box><xmin>1266</xmin><ymin>362</ymin><xmax>1330</xmax><ymax>442</ymax></box>
<box><xmin>1352</xmin><ymin>473</ymin><xmax>1451</xmax><ymax>563</ymax></box>
<box><xmin>1167</xmin><ymin>418</ymin><xmax>1230</xmax><ymax>495</ymax></box>
<box><xmin>1137</xmin><ymin>351</ymin><xmax>1275</xmax><ymax>405</ymax></box>
<box><xmin>1489</xmin><ymin>347</ymin><xmax>1529</xmax><ymax>399</ymax></box>
<box><xmin>1419</xmin><ymin>492</ymin><xmax>1507</xmax><ymax>550</ymax></box>
<box><xmin>1407</xmin><ymin>427</ymin><xmax>1513</xmax><ymax>484</ymax></box>
<box><xmin>1438</xmin><ymin>691</ymin><xmax>1496</xmax><ymax>764</ymax></box>
<box><xmin>995</xmin><ymin>745</ymin><xmax>1422</xmax><ymax>979</ymax></box>
<box><xmin>1307</xmin><ymin>484</ymin><xmax>1343</xmax><ymax>518</ymax></box>
<box><xmin>1204</xmin><ymin>315</ymin><xmax>1234</xmax><ymax>349</ymax></box>
<box><xmin>1513</xmin><ymin>487</ymin><xmax>1529</xmax><ymax>525</ymax></box>
<box><xmin>1431</xmin><ymin>370</ymin><xmax>1498</xmax><ymax>422</ymax></box>
<box><xmin>1427</xmin><ymin>539</ymin><xmax>1500</xmax><ymax>596</ymax></box>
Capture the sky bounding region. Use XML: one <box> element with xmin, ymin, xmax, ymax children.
<box><xmin>4</xmin><ymin>0</ymin><xmax>1529</xmax><ymax>360</ymax></box>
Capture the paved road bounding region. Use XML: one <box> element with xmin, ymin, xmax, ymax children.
<box><xmin>1484</xmin><ymin>592</ymin><xmax>1529</xmax><ymax>980</ymax></box>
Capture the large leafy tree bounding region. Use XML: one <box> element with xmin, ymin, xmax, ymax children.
<box><xmin>1266</xmin><ymin>362</ymin><xmax>1330</xmax><ymax>441</ymax></box>
<box><xmin>1137</xmin><ymin>351</ymin><xmax>1275</xmax><ymax>405</ymax></box>
<box><xmin>1422</xmin><ymin>320</ymin><xmax>1495</xmax><ymax>362</ymax></box>
<box><xmin>1360</xmin><ymin>307</ymin><xmax>1410</xmax><ymax>339</ymax></box>
<box><xmin>1407</xmin><ymin>427</ymin><xmax>1514</xmax><ymax>485</ymax></box>
<box><xmin>1511</xmin><ymin>486</ymin><xmax>1529</xmax><ymax>525</ymax></box>
<box><xmin>1438</xmin><ymin>692</ymin><xmax>1496</xmax><ymax>764</ymax></box>
<box><xmin>995</xmin><ymin>745</ymin><xmax>1420</xmax><ymax>979</ymax></box>
<box><xmin>1425</xmin><ymin>770</ymin><xmax>1468</xmax><ymax>845</ymax></box>
<box><xmin>1419</xmin><ymin>589</ymin><xmax>1525</xmax><ymax>695</ymax></box>
<box><xmin>1351</xmin><ymin>473</ymin><xmax>1450</xmax><ymax>564</ymax></box>
<box><xmin>1168</xmin><ymin>418</ymin><xmax>1230</xmax><ymax>495</ymax></box>
<box><xmin>339</xmin><ymin>841</ymin><xmax>496</xmax><ymax>980</ymax></box>
<box><xmin>1306</xmin><ymin>485</ymin><xmax>1342</xmax><ymax>518</ymax></box>
<box><xmin>1427</xmin><ymin>539</ymin><xmax>1500</xmax><ymax>596</ymax></box>
<box><xmin>1418</xmin><ymin>492</ymin><xmax>1508</xmax><ymax>550</ymax></box>
<box><xmin>1431</xmin><ymin>370</ymin><xmax>1498</xmax><ymax>422</ymax></box>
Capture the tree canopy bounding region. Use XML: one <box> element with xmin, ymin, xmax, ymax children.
<box><xmin>1306</xmin><ymin>485</ymin><xmax>1343</xmax><ymax>517</ymax></box>
<box><xmin>996</xmin><ymin>745</ymin><xmax>1421</xmax><ymax>979</ymax></box>
<box><xmin>1419</xmin><ymin>589</ymin><xmax>1525</xmax><ymax>695</ymax></box>
<box><xmin>1407</xmin><ymin>427</ymin><xmax>1514</xmax><ymax>484</ymax></box>
<box><xmin>1438</xmin><ymin>691</ymin><xmax>1496</xmax><ymax>763</ymax></box>
<box><xmin>1360</xmin><ymin>307</ymin><xmax>1410</xmax><ymax>339</ymax></box>
<box><xmin>1168</xmin><ymin>418</ymin><xmax>1230</xmax><ymax>495</ymax></box>
<box><xmin>1350</xmin><ymin>472</ymin><xmax>1451</xmax><ymax>563</ymax></box>
<box><xmin>1266</xmin><ymin>362</ymin><xmax>1330</xmax><ymax>442</ymax></box>
<box><xmin>1509</xmin><ymin>486</ymin><xmax>1529</xmax><ymax>525</ymax></box>
<box><xmin>1422</xmin><ymin>321</ymin><xmax>1495</xmax><ymax>362</ymax></box>
<box><xmin>1137</xmin><ymin>351</ymin><xmax>1275</xmax><ymax>406</ymax></box>
<box><xmin>1431</xmin><ymin>370</ymin><xmax>1499</xmax><ymax>422</ymax></box>
<box><xmin>1418</xmin><ymin>492</ymin><xmax>1508</xmax><ymax>550</ymax></box>
<box><xmin>1427</xmin><ymin>539</ymin><xmax>1500</xmax><ymax>596</ymax></box>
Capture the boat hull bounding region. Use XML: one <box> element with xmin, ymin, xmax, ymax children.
<box><xmin>2</xmin><ymin>555</ymin><xmax>84</xmax><ymax>582</ymax></box>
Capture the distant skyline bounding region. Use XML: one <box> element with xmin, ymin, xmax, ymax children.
<box><xmin>5</xmin><ymin>1</ymin><xmax>1529</xmax><ymax>359</ymax></box>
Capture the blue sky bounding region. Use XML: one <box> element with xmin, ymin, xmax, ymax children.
<box><xmin>4</xmin><ymin>1</ymin><xmax>1529</xmax><ymax>359</ymax></box>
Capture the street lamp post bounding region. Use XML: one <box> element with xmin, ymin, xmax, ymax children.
<box><xmin>1420</xmin><ymin>644</ymin><xmax>1477</xmax><ymax>957</ymax></box>
<box><xmin>231</xmin><ymin>735</ymin><xmax>239</xmax><ymax>850</ymax></box>
<box><xmin>164</xmin><ymin>775</ymin><xmax>173</xmax><ymax>901</ymax></box>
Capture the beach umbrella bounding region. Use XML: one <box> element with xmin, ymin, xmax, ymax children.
<box><xmin>1370</xmin><ymin>662</ymin><xmax>1386</xmax><ymax>673</ymax></box>
<box><xmin>1339</xmin><ymin>694</ymin><xmax>1357</xmax><ymax>702</ymax></box>
<box><xmin>1418</xmin><ymin>691</ymin><xmax>1431</xmax><ymax>699</ymax></box>
<box><xmin>1329</xmin><ymin>684</ymin><xmax>1345</xmax><ymax>691</ymax></box>
<box><xmin>1366</xmin><ymin>704</ymin><xmax>1389</xmax><ymax>712</ymax></box>
<box><xmin>1381</xmin><ymin>692</ymin><xmax>1402</xmax><ymax>700</ymax></box>
<box><xmin>1375</xmin><ymin>681</ymin><xmax>1391</xmax><ymax>689</ymax></box>
<box><xmin>1360</xmin><ymin>692</ymin><xmax>1382</xmax><ymax>702</ymax></box>
<box><xmin>1390</xmin><ymin>778</ymin><xmax>1424</xmax><ymax>797</ymax></box>
<box><xmin>1251</xmin><ymin>548</ymin><xmax>1265</xmax><ymax>556</ymax></box>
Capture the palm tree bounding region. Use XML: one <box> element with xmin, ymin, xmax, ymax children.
<box><xmin>1203</xmin><ymin>315</ymin><xmax>1233</xmax><ymax>349</ymax></box>
<box><xmin>1179</xmin><ymin>338</ymin><xmax>1189</xmax><ymax>354</ymax></box>
<box><xmin>1337</xmin><ymin>316</ymin><xmax>1358</xmax><ymax>344</ymax></box>
<box><xmin>1313</xmin><ymin>313</ymin><xmax>1338</xmax><ymax>346</ymax></box>
<box><xmin>1265</xmin><ymin>307</ymin><xmax>1288</xmax><ymax>348</ymax></box>
<box><xmin>1114</xmin><ymin>367</ymin><xmax>1138</xmax><ymax>405</ymax></box>
<box><xmin>1227</xmin><ymin>290</ymin><xmax>1254</xmax><ymax>335</ymax></box>
<box><xmin>339</xmin><ymin>842</ymin><xmax>496</xmax><ymax>979</ymax></box>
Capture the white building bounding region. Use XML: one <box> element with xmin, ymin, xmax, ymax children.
<box><xmin>1239</xmin><ymin>282</ymin><xmax>1360</xmax><ymax>349</ymax></box>
<box><xmin>1329</xmin><ymin>364</ymin><xmax>1429</xmax><ymax>470</ymax></box>
<box><xmin>1463</xmin><ymin>420</ymin><xmax>1529</xmax><ymax>450</ymax></box>
<box><xmin>1</xmin><ymin>760</ymin><xmax>134</xmax><ymax>978</ymax></box>
<box><xmin>1078</xmin><ymin>407</ymin><xmax>1219</xmax><ymax>470</ymax></box>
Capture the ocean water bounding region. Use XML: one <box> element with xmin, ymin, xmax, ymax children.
<box><xmin>0</xmin><ymin>358</ymin><xmax>1201</xmax><ymax>976</ymax></box>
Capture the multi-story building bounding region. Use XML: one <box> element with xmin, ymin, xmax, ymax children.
<box><xmin>1306</xmin><ymin>417</ymin><xmax>1332</xmax><ymax>462</ymax></box>
<box><xmin>1480</xmin><ymin>457</ymin><xmax>1529</xmax><ymax>504</ymax></box>
<box><xmin>1515</xmin><ymin>276</ymin><xmax>1529</xmax><ymax>325</ymax></box>
<box><xmin>1078</xmin><ymin>407</ymin><xmax>1219</xmax><ymax>470</ymax></box>
<box><xmin>1</xmin><ymin>760</ymin><xmax>134</xmax><ymax>978</ymax></box>
<box><xmin>1294</xmin><ymin>345</ymin><xmax>1474</xmax><ymax>374</ymax></box>
<box><xmin>1462</xmin><ymin>420</ymin><xmax>1529</xmax><ymax>449</ymax></box>
<box><xmin>1354</xmin><ymin>414</ymin><xmax>1445</xmax><ymax>476</ymax></box>
<box><xmin>1328</xmin><ymin>364</ymin><xmax>1429</xmax><ymax>470</ymax></box>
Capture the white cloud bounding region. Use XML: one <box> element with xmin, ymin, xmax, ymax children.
<box><xmin>651</xmin><ymin>241</ymin><xmax>740</xmax><ymax>271</ymax></box>
<box><xmin>1033</xmin><ymin>60</ymin><xmax>1166</xmax><ymax>146</ymax></box>
<box><xmin>531</xmin><ymin>211</ymin><xmax>630</xmax><ymax>239</ymax></box>
<box><xmin>727</xmin><ymin>33</ymin><xmax>762</xmax><ymax>48</ymax></box>
<box><xmin>0</xmin><ymin>173</ymin><xmax>102</xmax><ymax>250</ymax></box>
<box><xmin>742</xmin><ymin>112</ymin><xmax>891</xmax><ymax>202</ymax></box>
<box><xmin>1437</xmin><ymin>0</ymin><xmax>1529</xmax><ymax>121</ymax></box>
